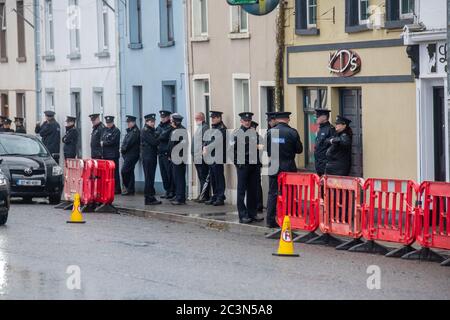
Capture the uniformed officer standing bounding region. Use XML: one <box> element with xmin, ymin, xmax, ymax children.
<box><xmin>0</xmin><ymin>116</ymin><xmax>5</xmax><ymax>131</ymax></box>
<box><xmin>192</xmin><ymin>112</ymin><xmax>210</xmax><ymax>203</ymax></box>
<box><xmin>266</xmin><ymin>112</ymin><xmax>303</xmax><ymax>228</ymax></box>
<box><xmin>2</xmin><ymin>119</ymin><xmax>14</xmax><ymax>132</ymax></box>
<box><xmin>121</xmin><ymin>115</ymin><xmax>140</xmax><ymax>196</ymax></box>
<box><xmin>204</xmin><ymin>111</ymin><xmax>227</xmax><ymax>206</ymax></box>
<box><xmin>101</xmin><ymin>116</ymin><xmax>121</xmax><ymax>194</ymax></box>
<box><xmin>141</xmin><ymin>114</ymin><xmax>162</xmax><ymax>205</ymax></box>
<box><xmin>266</xmin><ymin>112</ymin><xmax>278</xmax><ymax>130</ymax></box>
<box><xmin>314</xmin><ymin>109</ymin><xmax>335</xmax><ymax>176</ymax></box>
<box><xmin>14</xmin><ymin>117</ymin><xmax>26</xmax><ymax>134</ymax></box>
<box><xmin>35</xmin><ymin>111</ymin><xmax>61</xmax><ymax>163</ymax></box>
<box><xmin>168</xmin><ymin>114</ymin><xmax>187</xmax><ymax>205</ymax></box>
<box><xmin>156</xmin><ymin>110</ymin><xmax>175</xmax><ymax>199</ymax></box>
<box><xmin>251</xmin><ymin>120</ymin><xmax>264</xmax><ymax>213</ymax></box>
<box><xmin>89</xmin><ymin>114</ymin><xmax>105</xmax><ymax>160</ymax></box>
<box><xmin>62</xmin><ymin>116</ymin><xmax>79</xmax><ymax>159</ymax></box>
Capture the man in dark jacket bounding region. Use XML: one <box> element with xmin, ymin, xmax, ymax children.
<box><xmin>121</xmin><ymin>115</ymin><xmax>140</xmax><ymax>195</ymax></box>
<box><xmin>266</xmin><ymin>112</ymin><xmax>303</xmax><ymax>228</ymax></box>
<box><xmin>14</xmin><ymin>117</ymin><xmax>26</xmax><ymax>134</ymax></box>
<box><xmin>168</xmin><ymin>114</ymin><xmax>188</xmax><ymax>205</ymax></box>
<box><xmin>314</xmin><ymin>109</ymin><xmax>335</xmax><ymax>176</ymax></box>
<box><xmin>89</xmin><ymin>114</ymin><xmax>105</xmax><ymax>159</ymax></box>
<box><xmin>251</xmin><ymin>120</ymin><xmax>264</xmax><ymax>213</ymax></box>
<box><xmin>0</xmin><ymin>116</ymin><xmax>5</xmax><ymax>131</ymax></box>
<box><xmin>35</xmin><ymin>111</ymin><xmax>61</xmax><ymax>163</ymax></box>
<box><xmin>101</xmin><ymin>116</ymin><xmax>121</xmax><ymax>194</ymax></box>
<box><xmin>156</xmin><ymin>110</ymin><xmax>175</xmax><ymax>199</ymax></box>
<box><xmin>325</xmin><ymin>116</ymin><xmax>353</xmax><ymax>176</ymax></box>
<box><xmin>2</xmin><ymin>119</ymin><xmax>14</xmax><ymax>132</ymax></box>
<box><xmin>192</xmin><ymin>112</ymin><xmax>210</xmax><ymax>202</ymax></box>
<box><xmin>204</xmin><ymin>110</ymin><xmax>227</xmax><ymax>206</ymax></box>
<box><xmin>62</xmin><ymin>116</ymin><xmax>79</xmax><ymax>159</ymax></box>
<box><xmin>141</xmin><ymin>114</ymin><xmax>161</xmax><ymax>205</ymax></box>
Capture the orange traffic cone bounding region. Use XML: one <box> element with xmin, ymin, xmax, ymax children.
<box><xmin>273</xmin><ymin>216</ymin><xmax>299</xmax><ymax>257</ymax></box>
<box><xmin>67</xmin><ymin>193</ymin><xmax>86</xmax><ymax>224</ymax></box>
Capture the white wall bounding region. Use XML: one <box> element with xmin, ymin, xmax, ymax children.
<box><xmin>417</xmin><ymin>0</ymin><xmax>446</xmax><ymax>29</ymax></box>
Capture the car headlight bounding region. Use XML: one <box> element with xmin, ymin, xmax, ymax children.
<box><xmin>52</xmin><ymin>166</ymin><xmax>63</xmax><ymax>176</ymax></box>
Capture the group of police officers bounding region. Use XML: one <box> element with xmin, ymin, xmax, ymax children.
<box><xmin>0</xmin><ymin>116</ymin><xmax>27</xmax><ymax>134</ymax></box>
<box><xmin>5</xmin><ymin>106</ymin><xmax>352</xmax><ymax>228</ymax></box>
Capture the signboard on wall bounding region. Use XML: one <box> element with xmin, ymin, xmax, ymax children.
<box><xmin>241</xmin><ymin>0</ymin><xmax>280</xmax><ymax>16</ymax></box>
<box><xmin>328</xmin><ymin>50</ymin><xmax>362</xmax><ymax>77</ymax></box>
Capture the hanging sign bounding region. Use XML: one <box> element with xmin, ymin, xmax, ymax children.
<box><xmin>328</xmin><ymin>49</ymin><xmax>362</xmax><ymax>77</ymax></box>
<box><xmin>242</xmin><ymin>0</ymin><xmax>280</xmax><ymax>16</ymax></box>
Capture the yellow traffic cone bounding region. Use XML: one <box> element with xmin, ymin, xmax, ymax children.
<box><xmin>67</xmin><ymin>193</ymin><xmax>86</xmax><ymax>224</ymax></box>
<box><xmin>273</xmin><ymin>216</ymin><xmax>299</xmax><ymax>257</ymax></box>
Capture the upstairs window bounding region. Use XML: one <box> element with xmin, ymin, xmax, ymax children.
<box><xmin>0</xmin><ymin>1</ymin><xmax>7</xmax><ymax>61</ymax></box>
<box><xmin>307</xmin><ymin>0</ymin><xmax>317</xmax><ymax>28</ymax></box>
<box><xmin>44</xmin><ymin>0</ymin><xmax>54</xmax><ymax>56</ymax></box>
<box><xmin>400</xmin><ymin>0</ymin><xmax>415</xmax><ymax>20</ymax></box>
<box><xmin>345</xmin><ymin>0</ymin><xmax>369</xmax><ymax>33</ymax></box>
<box><xmin>97</xmin><ymin>0</ymin><xmax>110</xmax><ymax>53</ymax></box>
<box><xmin>16</xmin><ymin>0</ymin><xmax>26</xmax><ymax>61</ymax></box>
<box><xmin>295</xmin><ymin>0</ymin><xmax>319</xmax><ymax>35</ymax></box>
<box><xmin>68</xmin><ymin>0</ymin><xmax>81</xmax><ymax>58</ymax></box>
<box><xmin>192</xmin><ymin>0</ymin><xmax>208</xmax><ymax>38</ymax></box>
<box><xmin>358</xmin><ymin>0</ymin><xmax>369</xmax><ymax>25</ymax></box>
<box><xmin>230</xmin><ymin>5</ymin><xmax>248</xmax><ymax>34</ymax></box>
<box><xmin>159</xmin><ymin>0</ymin><xmax>174</xmax><ymax>47</ymax></box>
<box><xmin>385</xmin><ymin>0</ymin><xmax>415</xmax><ymax>29</ymax></box>
<box><xmin>129</xmin><ymin>0</ymin><xmax>142</xmax><ymax>49</ymax></box>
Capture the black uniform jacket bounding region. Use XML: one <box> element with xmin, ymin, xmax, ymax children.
<box><xmin>101</xmin><ymin>125</ymin><xmax>121</xmax><ymax>159</ymax></box>
<box><xmin>325</xmin><ymin>129</ymin><xmax>352</xmax><ymax>176</ymax></box>
<box><xmin>35</xmin><ymin>120</ymin><xmax>61</xmax><ymax>155</ymax></box>
<box><xmin>91</xmin><ymin>122</ymin><xmax>105</xmax><ymax>159</ymax></box>
<box><xmin>62</xmin><ymin>125</ymin><xmax>79</xmax><ymax>158</ymax></box>
<box><xmin>141</xmin><ymin>125</ymin><xmax>160</xmax><ymax>159</ymax></box>
<box><xmin>121</xmin><ymin>125</ymin><xmax>141</xmax><ymax>158</ymax></box>
<box><xmin>315</xmin><ymin>122</ymin><xmax>335</xmax><ymax>175</ymax></box>
<box><xmin>156</xmin><ymin>122</ymin><xmax>173</xmax><ymax>156</ymax></box>
<box><xmin>231</xmin><ymin>126</ymin><xmax>261</xmax><ymax>166</ymax></box>
<box><xmin>204</xmin><ymin>121</ymin><xmax>227</xmax><ymax>164</ymax></box>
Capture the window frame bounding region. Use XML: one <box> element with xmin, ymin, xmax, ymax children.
<box><xmin>68</xmin><ymin>0</ymin><xmax>81</xmax><ymax>58</ymax></box>
<box><xmin>44</xmin><ymin>0</ymin><xmax>54</xmax><ymax>56</ymax></box>
<box><xmin>192</xmin><ymin>0</ymin><xmax>208</xmax><ymax>38</ymax></box>
<box><xmin>16</xmin><ymin>0</ymin><xmax>26</xmax><ymax>61</ymax></box>
<box><xmin>0</xmin><ymin>1</ymin><xmax>7</xmax><ymax>62</ymax></box>
<box><xmin>306</xmin><ymin>0</ymin><xmax>317</xmax><ymax>29</ymax></box>
<box><xmin>128</xmin><ymin>0</ymin><xmax>143</xmax><ymax>49</ymax></box>
<box><xmin>97</xmin><ymin>0</ymin><xmax>109</xmax><ymax>53</ymax></box>
<box><xmin>358</xmin><ymin>0</ymin><xmax>369</xmax><ymax>26</ymax></box>
<box><xmin>230</xmin><ymin>5</ymin><xmax>249</xmax><ymax>34</ymax></box>
<box><xmin>399</xmin><ymin>0</ymin><xmax>415</xmax><ymax>20</ymax></box>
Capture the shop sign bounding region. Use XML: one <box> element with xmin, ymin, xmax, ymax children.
<box><xmin>328</xmin><ymin>49</ymin><xmax>362</xmax><ymax>77</ymax></box>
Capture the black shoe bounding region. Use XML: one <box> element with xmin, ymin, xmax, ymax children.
<box><xmin>266</xmin><ymin>222</ymin><xmax>279</xmax><ymax>229</ymax></box>
<box><xmin>171</xmin><ymin>200</ymin><xmax>186</xmax><ymax>206</ymax></box>
<box><xmin>257</xmin><ymin>207</ymin><xmax>264</xmax><ymax>213</ymax></box>
<box><xmin>240</xmin><ymin>218</ymin><xmax>253</xmax><ymax>224</ymax></box>
<box><xmin>204</xmin><ymin>199</ymin><xmax>215</xmax><ymax>205</ymax></box>
<box><xmin>251</xmin><ymin>216</ymin><xmax>265</xmax><ymax>223</ymax></box>
<box><xmin>213</xmin><ymin>201</ymin><xmax>225</xmax><ymax>206</ymax></box>
<box><xmin>121</xmin><ymin>191</ymin><xmax>135</xmax><ymax>196</ymax></box>
<box><xmin>160</xmin><ymin>194</ymin><xmax>167</xmax><ymax>199</ymax></box>
<box><xmin>145</xmin><ymin>199</ymin><xmax>162</xmax><ymax>205</ymax></box>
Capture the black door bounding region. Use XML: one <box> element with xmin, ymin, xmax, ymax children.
<box><xmin>433</xmin><ymin>87</ymin><xmax>446</xmax><ymax>182</ymax></box>
<box><xmin>340</xmin><ymin>89</ymin><xmax>363</xmax><ymax>177</ymax></box>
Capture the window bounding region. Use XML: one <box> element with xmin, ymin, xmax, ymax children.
<box><xmin>385</xmin><ymin>0</ymin><xmax>415</xmax><ymax>29</ymax></box>
<box><xmin>0</xmin><ymin>1</ymin><xmax>7</xmax><ymax>61</ymax></box>
<box><xmin>70</xmin><ymin>90</ymin><xmax>82</xmax><ymax>156</ymax></box>
<box><xmin>44</xmin><ymin>0</ymin><xmax>54</xmax><ymax>56</ymax></box>
<box><xmin>358</xmin><ymin>0</ymin><xmax>369</xmax><ymax>25</ymax></box>
<box><xmin>295</xmin><ymin>0</ymin><xmax>319</xmax><ymax>35</ymax></box>
<box><xmin>68</xmin><ymin>0</ymin><xmax>81</xmax><ymax>57</ymax></box>
<box><xmin>400</xmin><ymin>0</ymin><xmax>415</xmax><ymax>19</ymax></box>
<box><xmin>230</xmin><ymin>5</ymin><xmax>248</xmax><ymax>33</ymax></box>
<box><xmin>129</xmin><ymin>0</ymin><xmax>142</xmax><ymax>48</ymax></box>
<box><xmin>45</xmin><ymin>90</ymin><xmax>54</xmax><ymax>111</ymax></box>
<box><xmin>93</xmin><ymin>88</ymin><xmax>104</xmax><ymax>119</ymax></box>
<box><xmin>159</xmin><ymin>0</ymin><xmax>174</xmax><ymax>47</ymax></box>
<box><xmin>162</xmin><ymin>82</ymin><xmax>177</xmax><ymax>113</ymax></box>
<box><xmin>192</xmin><ymin>0</ymin><xmax>208</xmax><ymax>38</ymax></box>
<box><xmin>345</xmin><ymin>0</ymin><xmax>369</xmax><ymax>33</ymax></box>
<box><xmin>97</xmin><ymin>0</ymin><xmax>109</xmax><ymax>53</ymax></box>
<box><xmin>16</xmin><ymin>1</ymin><xmax>26</xmax><ymax>61</ymax></box>
<box><xmin>233</xmin><ymin>77</ymin><xmax>250</xmax><ymax>128</ymax></box>
<box><xmin>16</xmin><ymin>92</ymin><xmax>25</xmax><ymax>119</ymax></box>
<box><xmin>132</xmin><ymin>86</ymin><xmax>143</xmax><ymax>127</ymax></box>
<box><xmin>0</xmin><ymin>93</ymin><xmax>8</xmax><ymax>117</ymax></box>
<box><xmin>303</xmin><ymin>88</ymin><xmax>327</xmax><ymax>169</ymax></box>
<box><xmin>260</xmin><ymin>85</ymin><xmax>275</xmax><ymax>130</ymax></box>
<box><xmin>193</xmin><ymin>78</ymin><xmax>210</xmax><ymax>124</ymax></box>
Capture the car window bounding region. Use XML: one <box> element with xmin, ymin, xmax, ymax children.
<box><xmin>0</xmin><ymin>135</ymin><xmax>49</xmax><ymax>157</ymax></box>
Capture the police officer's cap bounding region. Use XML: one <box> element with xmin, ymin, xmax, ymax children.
<box><xmin>210</xmin><ymin>111</ymin><xmax>223</xmax><ymax>118</ymax></box>
<box><xmin>336</xmin><ymin>115</ymin><xmax>352</xmax><ymax>126</ymax></box>
<box><xmin>159</xmin><ymin>110</ymin><xmax>172</xmax><ymax>117</ymax></box>
<box><xmin>239</xmin><ymin>112</ymin><xmax>254</xmax><ymax>121</ymax></box>
<box><xmin>274</xmin><ymin>112</ymin><xmax>292</xmax><ymax>119</ymax></box>
<box><xmin>171</xmin><ymin>113</ymin><xmax>184</xmax><ymax>123</ymax></box>
<box><xmin>126</xmin><ymin>115</ymin><xmax>137</xmax><ymax>122</ymax></box>
<box><xmin>144</xmin><ymin>114</ymin><xmax>157</xmax><ymax>121</ymax></box>
<box><xmin>105</xmin><ymin>116</ymin><xmax>115</xmax><ymax>123</ymax></box>
<box><xmin>251</xmin><ymin>121</ymin><xmax>259</xmax><ymax>129</ymax></box>
<box><xmin>66</xmin><ymin>116</ymin><xmax>77</xmax><ymax>122</ymax></box>
<box><xmin>266</xmin><ymin>112</ymin><xmax>277</xmax><ymax>120</ymax></box>
<box><xmin>44</xmin><ymin>110</ymin><xmax>56</xmax><ymax>117</ymax></box>
<box><xmin>14</xmin><ymin>117</ymin><xmax>24</xmax><ymax>122</ymax></box>
<box><xmin>89</xmin><ymin>113</ymin><xmax>100</xmax><ymax>120</ymax></box>
<box><xmin>315</xmin><ymin>109</ymin><xmax>331</xmax><ymax>117</ymax></box>
<box><xmin>0</xmin><ymin>116</ymin><xmax>6</xmax><ymax>120</ymax></box>
<box><xmin>4</xmin><ymin>118</ymin><xmax>12</xmax><ymax>125</ymax></box>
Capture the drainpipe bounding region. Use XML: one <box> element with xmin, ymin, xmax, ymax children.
<box><xmin>274</xmin><ymin>0</ymin><xmax>286</xmax><ymax>112</ymax></box>
<box><xmin>34</xmin><ymin>0</ymin><xmax>42</xmax><ymax>122</ymax></box>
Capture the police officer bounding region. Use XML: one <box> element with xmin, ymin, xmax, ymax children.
<box><xmin>141</xmin><ymin>114</ymin><xmax>162</xmax><ymax>205</ymax></box>
<box><xmin>204</xmin><ymin>110</ymin><xmax>227</xmax><ymax>206</ymax></box>
<box><xmin>62</xmin><ymin>116</ymin><xmax>79</xmax><ymax>159</ymax></box>
<box><xmin>101</xmin><ymin>116</ymin><xmax>121</xmax><ymax>194</ymax></box>
<box><xmin>156</xmin><ymin>110</ymin><xmax>175</xmax><ymax>199</ymax></box>
<box><xmin>314</xmin><ymin>109</ymin><xmax>335</xmax><ymax>177</ymax></box>
<box><xmin>251</xmin><ymin>120</ymin><xmax>264</xmax><ymax>213</ymax></box>
<box><xmin>266</xmin><ymin>112</ymin><xmax>303</xmax><ymax>228</ymax></box>
<box><xmin>2</xmin><ymin>119</ymin><xmax>14</xmax><ymax>132</ymax></box>
<box><xmin>89</xmin><ymin>114</ymin><xmax>105</xmax><ymax>160</ymax></box>
<box><xmin>35</xmin><ymin>111</ymin><xmax>61</xmax><ymax>163</ymax></box>
<box><xmin>121</xmin><ymin>115</ymin><xmax>140</xmax><ymax>196</ymax></box>
<box><xmin>325</xmin><ymin>116</ymin><xmax>353</xmax><ymax>176</ymax></box>
<box><xmin>168</xmin><ymin>114</ymin><xmax>187</xmax><ymax>205</ymax></box>
<box><xmin>0</xmin><ymin>116</ymin><xmax>5</xmax><ymax>131</ymax></box>
<box><xmin>14</xmin><ymin>117</ymin><xmax>26</xmax><ymax>134</ymax></box>
<box><xmin>266</xmin><ymin>112</ymin><xmax>278</xmax><ymax>130</ymax></box>
<box><xmin>232</xmin><ymin>112</ymin><xmax>264</xmax><ymax>224</ymax></box>
<box><xmin>192</xmin><ymin>112</ymin><xmax>210</xmax><ymax>203</ymax></box>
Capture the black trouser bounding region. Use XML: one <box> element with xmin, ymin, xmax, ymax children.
<box><xmin>266</xmin><ymin>174</ymin><xmax>279</xmax><ymax>226</ymax></box>
<box><xmin>236</xmin><ymin>165</ymin><xmax>259</xmax><ymax>220</ymax></box>
<box><xmin>172</xmin><ymin>163</ymin><xmax>186</xmax><ymax>203</ymax></box>
<box><xmin>105</xmin><ymin>157</ymin><xmax>121</xmax><ymax>193</ymax></box>
<box><xmin>143</xmin><ymin>156</ymin><xmax>158</xmax><ymax>201</ymax></box>
<box><xmin>53</xmin><ymin>154</ymin><xmax>60</xmax><ymax>165</ymax></box>
<box><xmin>121</xmin><ymin>154</ymin><xmax>139</xmax><ymax>194</ymax></box>
<box><xmin>256</xmin><ymin>166</ymin><xmax>263</xmax><ymax>211</ymax></box>
<box><xmin>210</xmin><ymin>163</ymin><xmax>226</xmax><ymax>202</ymax></box>
<box><xmin>159</xmin><ymin>154</ymin><xmax>175</xmax><ymax>195</ymax></box>
<box><xmin>195</xmin><ymin>161</ymin><xmax>210</xmax><ymax>200</ymax></box>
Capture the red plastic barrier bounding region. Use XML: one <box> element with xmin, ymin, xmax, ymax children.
<box><xmin>276</xmin><ymin>172</ymin><xmax>320</xmax><ymax>233</ymax></box>
<box><xmin>63</xmin><ymin>159</ymin><xmax>95</xmax><ymax>205</ymax></box>
<box><xmin>92</xmin><ymin>159</ymin><xmax>116</xmax><ymax>205</ymax></box>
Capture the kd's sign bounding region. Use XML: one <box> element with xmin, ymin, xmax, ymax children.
<box><xmin>328</xmin><ymin>49</ymin><xmax>362</xmax><ymax>77</ymax></box>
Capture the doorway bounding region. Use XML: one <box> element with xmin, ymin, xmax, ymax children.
<box><xmin>433</xmin><ymin>87</ymin><xmax>446</xmax><ymax>182</ymax></box>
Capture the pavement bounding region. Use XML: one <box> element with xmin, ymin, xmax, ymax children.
<box><xmin>0</xmin><ymin>201</ymin><xmax>449</xmax><ymax>300</ymax></box>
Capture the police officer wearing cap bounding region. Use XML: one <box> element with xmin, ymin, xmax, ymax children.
<box><xmin>35</xmin><ymin>111</ymin><xmax>61</xmax><ymax>163</ymax></box>
<box><xmin>62</xmin><ymin>116</ymin><xmax>79</xmax><ymax>159</ymax></box>
<box><xmin>232</xmin><ymin>112</ymin><xmax>264</xmax><ymax>224</ymax></box>
<box><xmin>89</xmin><ymin>113</ymin><xmax>105</xmax><ymax>159</ymax></box>
<box><xmin>204</xmin><ymin>110</ymin><xmax>227</xmax><ymax>206</ymax></box>
<box><xmin>251</xmin><ymin>120</ymin><xmax>264</xmax><ymax>213</ymax></box>
<box><xmin>14</xmin><ymin>117</ymin><xmax>26</xmax><ymax>134</ymax></box>
<box><xmin>101</xmin><ymin>116</ymin><xmax>121</xmax><ymax>194</ymax></box>
<box><xmin>325</xmin><ymin>116</ymin><xmax>353</xmax><ymax>176</ymax></box>
<box><xmin>266</xmin><ymin>112</ymin><xmax>303</xmax><ymax>228</ymax></box>
<box><xmin>121</xmin><ymin>115</ymin><xmax>141</xmax><ymax>195</ymax></box>
<box><xmin>1</xmin><ymin>119</ymin><xmax>14</xmax><ymax>132</ymax></box>
<box><xmin>314</xmin><ymin>109</ymin><xmax>335</xmax><ymax>176</ymax></box>
<box><xmin>266</xmin><ymin>112</ymin><xmax>278</xmax><ymax>130</ymax></box>
<box><xmin>168</xmin><ymin>113</ymin><xmax>187</xmax><ymax>205</ymax></box>
<box><xmin>141</xmin><ymin>114</ymin><xmax>162</xmax><ymax>205</ymax></box>
<box><xmin>156</xmin><ymin>110</ymin><xmax>175</xmax><ymax>199</ymax></box>
<box><xmin>0</xmin><ymin>116</ymin><xmax>5</xmax><ymax>131</ymax></box>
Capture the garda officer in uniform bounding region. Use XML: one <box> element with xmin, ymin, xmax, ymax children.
<box><xmin>168</xmin><ymin>114</ymin><xmax>187</xmax><ymax>205</ymax></box>
<box><xmin>35</xmin><ymin>111</ymin><xmax>61</xmax><ymax>163</ymax></box>
<box><xmin>101</xmin><ymin>116</ymin><xmax>121</xmax><ymax>194</ymax></box>
<box><xmin>14</xmin><ymin>117</ymin><xmax>26</xmax><ymax>134</ymax></box>
<box><xmin>121</xmin><ymin>115</ymin><xmax>140</xmax><ymax>195</ymax></box>
<box><xmin>89</xmin><ymin>114</ymin><xmax>105</xmax><ymax>159</ymax></box>
<box><xmin>266</xmin><ymin>112</ymin><xmax>303</xmax><ymax>228</ymax></box>
<box><xmin>2</xmin><ymin>119</ymin><xmax>14</xmax><ymax>132</ymax></box>
<box><xmin>314</xmin><ymin>109</ymin><xmax>335</xmax><ymax>176</ymax></box>
<box><xmin>204</xmin><ymin>110</ymin><xmax>227</xmax><ymax>206</ymax></box>
<box><xmin>251</xmin><ymin>120</ymin><xmax>264</xmax><ymax>213</ymax></box>
<box><xmin>156</xmin><ymin>110</ymin><xmax>175</xmax><ymax>199</ymax></box>
<box><xmin>62</xmin><ymin>116</ymin><xmax>79</xmax><ymax>159</ymax></box>
<box><xmin>0</xmin><ymin>116</ymin><xmax>5</xmax><ymax>131</ymax></box>
<box><xmin>325</xmin><ymin>115</ymin><xmax>353</xmax><ymax>177</ymax></box>
<box><xmin>141</xmin><ymin>114</ymin><xmax>162</xmax><ymax>205</ymax></box>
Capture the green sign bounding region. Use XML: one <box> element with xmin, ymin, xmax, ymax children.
<box><xmin>227</xmin><ymin>0</ymin><xmax>258</xmax><ymax>5</ymax></box>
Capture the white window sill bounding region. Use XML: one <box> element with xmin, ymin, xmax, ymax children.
<box><xmin>228</xmin><ymin>32</ymin><xmax>250</xmax><ymax>40</ymax></box>
<box><xmin>191</xmin><ymin>36</ymin><xmax>209</xmax><ymax>43</ymax></box>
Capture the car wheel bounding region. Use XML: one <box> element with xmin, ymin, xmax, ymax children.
<box><xmin>49</xmin><ymin>194</ymin><xmax>61</xmax><ymax>205</ymax></box>
<box><xmin>0</xmin><ymin>211</ymin><xmax>8</xmax><ymax>226</ymax></box>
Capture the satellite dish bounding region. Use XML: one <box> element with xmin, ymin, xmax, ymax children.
<box><xmin>242</xmin><ymin>0</ymin><xmax>280</xmax><ymax>16</ymax></box>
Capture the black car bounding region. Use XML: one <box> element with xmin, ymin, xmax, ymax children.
<box><xmin>0</xmin><ymin>133</ymin><xmax>63</xmax><ymax>204</ymax></box>
<box><xmin>0</xmin><ymin>168</ymin><xmax>10</xmax><ymax>225</ymax></box>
